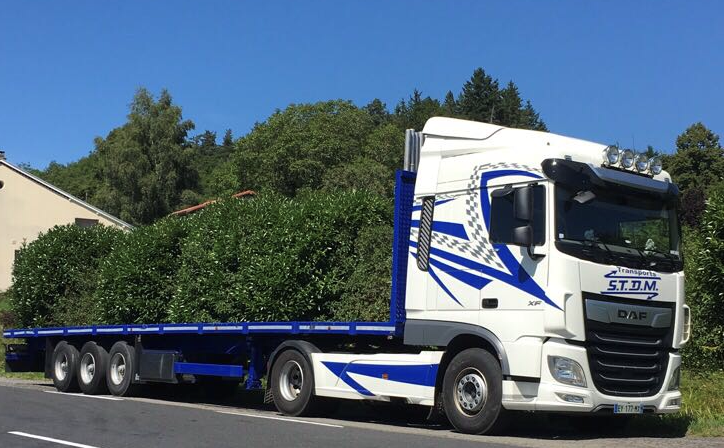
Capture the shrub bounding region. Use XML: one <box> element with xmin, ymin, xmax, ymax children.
<box><xmin>682</xmin><ymin>187</ymin><xmax>724</xmax><ymax>370</ymax></box>
<box><xmin>10</xmin><ymin>224</ymin><xmax>125</xmax><ymax>327</ymax></box>
<box><xmin>327</xmin><ymin>224</ymin><xmax>393</xmax><ymax>322</ymax></box>
<box><xmin>96</xmin><ymin>216</ymin><xmax>191</xmax><ymax>324</ymax></box>
<box><xmin>170</xmin><ymin>191</ymin><xmax>393</xmax><ymax>323</ymax></box>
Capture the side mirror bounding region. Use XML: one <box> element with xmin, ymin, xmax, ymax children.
<box><xmin>514</xmin><ymin>186</ymin><xmax>534</xmax><ymax>221</ymax></box>
<box><xmin>511</xmin><ymin>225</ymin><xmax>532</xmax><ymax>247</ymax></box>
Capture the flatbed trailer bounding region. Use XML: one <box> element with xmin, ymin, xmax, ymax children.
<box><xmin>4</xmin><ymin>169</ymin><xmax>417</xmax><ymax>396</ymax></box>
<box><xmin>5</xmin><ymin>119</ymin><xmax>690</xmax><ymax>435</ymax></box>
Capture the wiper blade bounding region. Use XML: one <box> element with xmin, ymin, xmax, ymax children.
<box><xmin>559</xmin><ymin>238</ymin><xmax>618</xmax><ymax>264</ymax></box>
<box><xmin>644</xmin><ymin>247</ymin><xmax>680</xmax><ymax>265</ymax></box>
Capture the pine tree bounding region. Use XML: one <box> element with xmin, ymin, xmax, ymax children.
<box><xmin>222</xmin><ymin>129</ymin><xmax>234</xmax><ymax>148</ymax></box>
<box><xmin>520</xmin><ymin>100</ymin><xmax>547</xmax><ymax>131</ymax></box>
<box><xmin>363</xmin><ymin>99</ymin><xmax>390</xmax><ymax>126</ymax></box>
<box><xmin>442</xmin><ymin>91</ymin><xmax>457</xmax><ymax>116</ymax></box>
<box><xmin>498</xmin><ymin>81</ymin><xmax>523</xmax><ymax>127</ymax></box>
<box><xmin>457</xmin><ymin>68</ymin><xmax>501</xmax><ymax>124</ymax></box>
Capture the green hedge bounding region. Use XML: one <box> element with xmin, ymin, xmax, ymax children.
<box><xmin>682</xmin><ymin>188</ymin><xmax>724</xmax><ymax>370</ymax></box>
<box><xmin>10</xmin><ymin>224</ymin><xmax>125</xmax><ymax>327</ymax></box>
<box><xmin>96</xmin><ymin>216</ymin><xmax>192</xmax><ymax>324</ymax></box>
<box><xmin>170</xmin><ymin>191</ymin><xmax>392</xmax><ymax>322</ymax></box>
<box><xmin>9</xmin><ymin>191</ymin><xmax>393</xmax><ymax>328</ymax></box>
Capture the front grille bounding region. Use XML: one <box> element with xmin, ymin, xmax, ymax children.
<box><xmin>583</xmin><ymin>293</ymin><xmax>674</xmax><ymax>397</ymax></box>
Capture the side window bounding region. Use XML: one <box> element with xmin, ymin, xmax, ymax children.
<box><xmin>417</xmin><ymin>196</ymin><xmax>435</xmax><ymax>271</ymax></box>
<box><xmin>75</xmin><ymin>218</ymin><xmax>99</xmax><ymax>228</ymax></box>
<box><xmin>490</xmin><ymin>185</ymin><xmax>546</xmax><ymax>246</ymax></box>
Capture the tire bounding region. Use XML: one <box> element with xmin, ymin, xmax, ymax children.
<box><xmin>77</xmin><ymin>342</ymin><xmax>109</xmax><ymax>395</ymax></box>
<box><xmin>51</xmin><ymin>341</ymin><xmax>80</xmax><ymax>392</ymax></box>
<box><xmin>270</xmin><ymin>349</ymin><xmax>317</xmax><ymax>416</ymax></box>
<box><xmin>106</xmin><ymin>341</ymin><xmax>139</xmax><ymax>397</ymax></box>
<box><xmin>442</xmin><ymin>348</ymin><xmax>504</xmax><ymax>435</ymax></box>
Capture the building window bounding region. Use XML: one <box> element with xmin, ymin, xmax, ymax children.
<box><xmin>75</xmin><ymin>218</ymin><xmax>99</xmax><ymax>228</ymax></box>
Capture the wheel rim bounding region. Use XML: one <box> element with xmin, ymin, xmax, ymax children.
<box><xmin>80</xmin><ymin>353</ymin><xmax>96</xmax><ymax>385</ymax></box>
<box><xmin>109</xmin><ymin>353</ymin><xmax>127</xmax><ymax>386</ymax></box>
<box><xmin>278</xmin><ymin>360</ymin><xmax>304</xmax><ymax>402</ymax></box>
<box><xmin>454</xmin><ymin>367</ymin><xmax>488</xmax><ymax>415</ymax></box>
<box><xmin>54</xmin><ymin>353</ymin><xmax>69</xmax><ymax>382</ymax></box>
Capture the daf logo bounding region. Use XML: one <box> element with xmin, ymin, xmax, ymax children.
<box><xmin>618</xmin><ymin>309</ymin><xmax>648</xmax><ymax>320</ymax></box>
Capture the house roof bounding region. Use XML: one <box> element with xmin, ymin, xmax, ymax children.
<box><xmin>0</xmin><ymin>159</ymin><xmax>133</xmax><ymax>229</ymax></box>
<box><xmin>171</xmin><ymin>190</ymin><xmax>256</xmax><ymax>216</ymax></box>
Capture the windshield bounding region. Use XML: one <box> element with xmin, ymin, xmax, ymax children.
<box><xmin>555</xmin><ymin>184</ymin><xmax>682</xmax><ymax>272</ymax></box>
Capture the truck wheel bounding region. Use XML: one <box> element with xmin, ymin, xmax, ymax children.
<box><xmin>51</xmin><ymin>341</ymin><xmax>80</xmax><ymax>392</ymax></box>
<box><xmin>78</xmin><ymin>342</ymin><xmax>109</xmax><ymax>395</ymax></box>
<box><xmin>271</xmin><ymin>349</ymin><xmax>317</xmax><ymax>416</ymax></box>
<box><xmin>442</xmin><ymin>348</ymin><xmax>504</xmax><ymax>435</ymax></box>
<box><xmin>106</xmin><ymin>341</ymin><xmax>139</xmax><ymax>397</ymax></box>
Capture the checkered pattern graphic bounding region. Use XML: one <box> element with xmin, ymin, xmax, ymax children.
<box><xmin>412</xmin><ymin>162</ymin><xmax>541</xmax><ymax>273</ymax></box>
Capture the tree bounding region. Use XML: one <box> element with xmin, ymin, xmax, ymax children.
<box><xmin>457</xmin><ymin>68</ymin><xmax>501</xmax><ymax>124</ymax></box>
<box><xmin>664</xmin><ymin>123</ymin><xmax>723</xmax><ymax>196</ymax></box>
<box><xmin>363</xmin><ymin>99</ymin><xmax>390</xmax><ymax>126</ymax></box>
<box><xmin>222</xmin><ymin>129</ymin><xmax>234</xmax><ymax>148</ymax></box>
<box><xmin>498</xmin><ymin>81</ymin><xmax>523</xmax><ymax>128</ymax></box>
<box><xmin>442</xmin><ymin>91</ymin><xmax>457</xmax><ymax>116</ymax></box>
<box><xmin>393</xmin><ymin>89</ymin><xmax>442</xmax><ymax>131</ymax></box>
<box><xmin>235</xmin><ymin>100</ymin><xmax>377</xmax><ymax>197</ymax></box>
<box><xmin>93</xmin><ymin>88</ymin><xmax>198</xmax><ymax>225</ymax></box>
<box><xmin>520</xmin><ymin>100</ymin><xmax>548</xmax><ymax>131</ymax></box>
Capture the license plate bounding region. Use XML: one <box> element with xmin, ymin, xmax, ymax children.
<box><xmin>613</xmin><ymin>402</ymin><xmax>643</xmax><ymax>414</ymax></box>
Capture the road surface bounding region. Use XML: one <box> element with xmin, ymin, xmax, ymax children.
<box><xmin>0</xmin><ymin>378</ymin><xmax>720</xmax><ymax>448</ymax></box>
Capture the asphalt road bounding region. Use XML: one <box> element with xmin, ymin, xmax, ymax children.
<box><xmin>0</xmin><ymin>379</ymin><xmax>720</xmax><ymax>448</ymax></box>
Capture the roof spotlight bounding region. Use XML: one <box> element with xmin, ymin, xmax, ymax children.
<box><xmin>649</xmin><ymin>157</ymin><xmax>663</xmax><ymax>175</ymax></box>
<box><xmin>620</xmin><ymin>149</ymin><xmax>635</xmax><ymax>169</ymax></box>
<box><xmin>635</xmin><ymin>153</ymin><xmax>649</xmax><ymax>172</ymax></box>
<box><xmin>602</xmin><ymin>146</ymin><xmax>620</xmax><ymax>165</ymax></box>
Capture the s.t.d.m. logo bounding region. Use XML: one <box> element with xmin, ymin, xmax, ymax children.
<box><xmin>601</xmin><ymin>267</ymin><xmax>660</xmax><ymax>300</ymax></box>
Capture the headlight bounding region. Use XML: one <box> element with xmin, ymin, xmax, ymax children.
<box><xmin>668</xmin><ymin>366</ymin><xmax>681</xmax><ymax>391</ymax></box>
<box><xmin>635</xmin><ymin>153</ymin><xmax>649</xmax><ymax>172</ymax></box>
<box><xmin>548</xmin><ymin>356</ymin><xmax>587</xmax><ymax>387</ymax></box>
<box><xmin>620</xmin><ymin>149</ymin><xmax>635</xmax><ymax>169</ymax></box>
<box><xmin>602</xmin><ymin>146</ymin><xmax>620</xmax><ymax>165</ymax></box>
<box><xmin>649</xmin><ymin>157</ymin><xmax>663</xmax><ymax>175</ymax></box>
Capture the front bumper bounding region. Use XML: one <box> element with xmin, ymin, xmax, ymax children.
<box><xmin>502</xmin><ymin>339</ymin><xmax>682</xmax><ymax>413</ymax></box>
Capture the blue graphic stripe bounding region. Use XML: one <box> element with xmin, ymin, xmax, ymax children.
<box><xmin>428</xmin><ymin>256</ymin><xmax>492</xmax><ymax>290</ymax></box>
<box><xmin>478</xmin><ymin>169</ymin><xmax>561</xmax><ymax>310</ymax></box>
<box><xmin>322</xmin><ymin>361</ymin><xmax>374</xmax><ymax>396</ymax></box>
<box><xmin>411</xmin><ymin>251</ymin><xmax>463</xmax><ymax>305</ymax></box>
<box><xmin>322</xmin><ymin>361</ymin><xmax>439</xmax><ymax>392</ymax></box>
<box><xmin>412</xmin><ymin>198</ymin><xmax>454</xmax><ymax>211</ymax></box>
<box><xmin>411</xmin><ymin>220</ymin><xmax>469</xmax><ymax>241</ymax></box>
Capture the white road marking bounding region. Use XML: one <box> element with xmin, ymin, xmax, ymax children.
<box><xmin>44</xmin><ymin>390</ymin><xmax>123</xmax><ymax>401</ymax></box>
<box><xmin>9</xmin><ymin>431</ymin><xmax>101</xmax><ymax>448</ymax></box>
<box><xmin>217</xmin><ymin>410</ymin><xmax>344</xmax><ymax>428</ymax></box>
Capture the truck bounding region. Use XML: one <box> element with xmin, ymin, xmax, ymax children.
<box><xmin>3</xmin><ymin>117</ymin><xmax>690</xmax><ymax>434</ymax></box>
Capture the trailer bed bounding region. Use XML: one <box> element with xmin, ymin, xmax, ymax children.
<box><xmin>3</xmin><ymin>321</ymin><xmax>399</xmax><ymax>339</ymax></box>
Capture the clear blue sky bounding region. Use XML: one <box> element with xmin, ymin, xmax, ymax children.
<box><xmin>1</xmin><ymin>1</ymin><xmax>722</xmax><ymax>168</ymax></box>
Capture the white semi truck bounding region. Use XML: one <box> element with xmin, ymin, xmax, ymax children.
<box><xmin>4</xmin><ymin>117</ymin><xmax>689</xmax><ymax>434</ymax></box>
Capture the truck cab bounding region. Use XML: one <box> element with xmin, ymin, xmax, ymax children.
<box><xmin>403</xmin><ymin>117</ymin><xmax>688</xmax><ymax>420</ymax></box>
